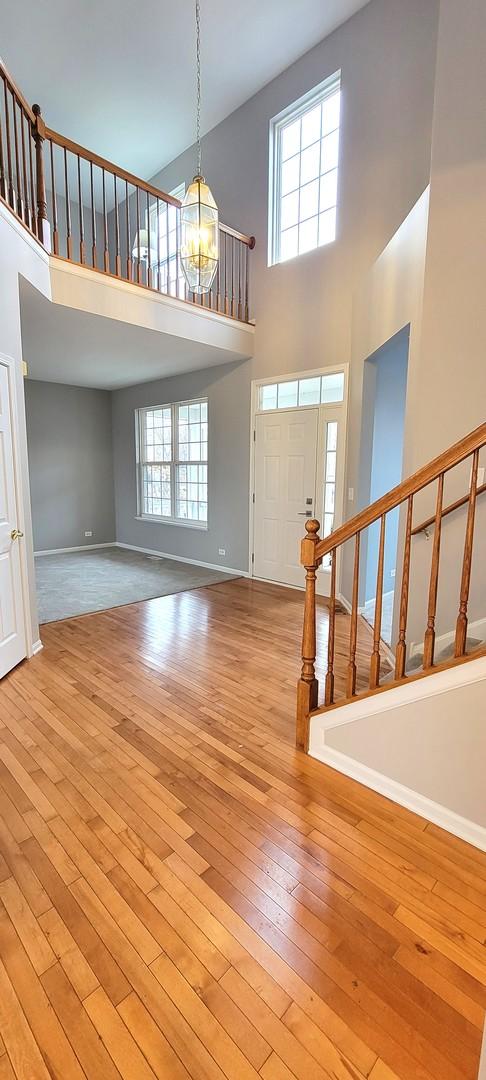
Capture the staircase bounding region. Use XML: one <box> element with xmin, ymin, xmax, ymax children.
<box><xmin>296</xmin><ymin>423</ymin><xmax>486</xmax><ymax>751</ymax></box>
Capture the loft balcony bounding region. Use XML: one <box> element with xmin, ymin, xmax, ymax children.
<box><xmin>0</xmin><ymin>58</ymin><xmax>255</xmax><ymax>386</ymax></box>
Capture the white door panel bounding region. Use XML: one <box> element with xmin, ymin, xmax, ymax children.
<box><xmin>0</xmin><ymin>362</ymin><xmax>26</xmax><ymax>678</ymax></box>
<box><xmin>254</xmin><ymin>408</ymin><xmax>319</xmax><ymax>588</ymax></box>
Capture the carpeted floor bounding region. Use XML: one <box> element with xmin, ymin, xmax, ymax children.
<box><xmin>35</xmin><ymin>546</ymin><xmax>238</xmax><ymax>623</ymax></box>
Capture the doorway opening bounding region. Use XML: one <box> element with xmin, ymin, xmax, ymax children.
<box><xmin>250</xmin><ymin>367</ymin><xmax>348</xmax><ymax>595</ymax></box>
<box><xmin>359</xmin><ymin>327</ymin><xmax>409</xmax><ymax>644</ymax></box>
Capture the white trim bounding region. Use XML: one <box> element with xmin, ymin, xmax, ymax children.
<box><xmin>32</xmin><ymin>639</ymin><xmax>43</xmax><ymax>655</ymax></box>
<box><xmin>410</xmin><ymin>616</ymin><xmax>486</xmax><ymax>659</ymax></box>
<box><xmin>34</xmin><ymin>542</ymin><xmax>116</xmax><ymax>557</ymax></box>
<box><xmin>49</xmin><ymin>257</ymin><xmax>255</xmax><ymax>334</ymax></box>
<box><xmin>337</xmin><ymin>590</ymin><xmax>352</xmax><ymax>614</ymax></box>
<box><xmin>309</xmin><ymin>654</ymin><xmax>486</xmax><ymax>737</ymax></box>
<box><xmin>310</xmin><ymin>744</ymin><xmax>486</xmax><ymax>853</ymax></box>
<box><xmin>0</xmin><ymin>200</ymin><xmax>49</xmax><ymax>263</ymax></box>
<box><xmin>115</xmin><ymin>541</ymin><xmax>248</xmax><ymax>578</ymax></box>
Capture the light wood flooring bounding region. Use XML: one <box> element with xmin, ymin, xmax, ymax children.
<box><xmin>0</xmin><ymin>578</ymin><xmax>484</xmax><ymax>1080</ymax></box>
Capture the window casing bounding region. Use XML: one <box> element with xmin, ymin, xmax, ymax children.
<box><xmin>269</xmin><ymin>72</ymin><xmax>341</xmax><ymax>265</ymax></box>
<box><xmin>137</xmin><ymin>398</ymin><xmax>208</xmax><ymax>527</ymax></box>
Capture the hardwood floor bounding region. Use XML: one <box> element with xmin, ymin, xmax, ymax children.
<box><xmin>0</xmin><ymin>578</ymin><xmax>484</xmax><ymax>1079</ymax></box>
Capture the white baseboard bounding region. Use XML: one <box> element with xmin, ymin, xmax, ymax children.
<box><xmin>31</xmin><ymin>639</ymin><xmax>43</xmax><ymax>655</ymax></box>
<box><xmin>34</xmin><ymin>542</ymin><xmax>116</xmax><ymax>557</ymax></box>
<box><xmin>410</xmin><ymin>615</ymin><xmax>486</xmax><ymax>658</ymax></box>
<box><xmin>310</xmin><ymin>743</ymin><xmax>486</xmax><ymax>852</ymax></box>
<box><xmin>337</xmin><ymin>591</ymin><xmax>352</xmax><ymax>614</ymax></box>
<box><xmin>115</xmin><ymin>541</ymin><xmax>248</xmax><ymax>578</ymax></box>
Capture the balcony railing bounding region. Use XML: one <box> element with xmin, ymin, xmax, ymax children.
<box><xmin>0</xmin><ymin>58</ymin><xmax>255</xmax><ymax>323</ymax></box>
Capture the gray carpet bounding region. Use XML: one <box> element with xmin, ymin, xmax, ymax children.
<box><xmin>35</xmin><ymin>546</ymin><xmax>237</xmax><ymax>623</ymax></box>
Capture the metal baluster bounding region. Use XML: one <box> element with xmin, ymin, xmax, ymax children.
<box><xmin>90</xmin><ymin>161</ymin><xmax>97</xmax><ymax>268</ymax></box>
<box><xmin>63</xmin><ymin>146</ymin><xmax>72</xmax><ymax>260</ymax></box>
<box><xmin>77</xmin><ymin>154</ymin><xmax>85</xmax><ymax>264</ymax></box>
<box><xmin>49</xmin><ymin>140</ymin><xmax>59</xmax><ymax>254</ymax></box>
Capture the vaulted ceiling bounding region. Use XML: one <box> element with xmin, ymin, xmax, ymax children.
<box><xmin>1</xmin><ymin>0</ymin><xmax>369</xmax><ymax>181</ymax></box>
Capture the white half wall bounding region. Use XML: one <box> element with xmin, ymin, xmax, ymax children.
<box><xmin>309</xmin><ymin>656</ymin><xmax>486</xmax><ymax>850</ymax></box>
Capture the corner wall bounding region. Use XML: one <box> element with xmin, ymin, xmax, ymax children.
<box><xmin>24</xmin><ymin>381</ymin><xmax>116</xmax><ymax>553</ymax></box>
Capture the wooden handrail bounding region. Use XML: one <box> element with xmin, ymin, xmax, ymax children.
<box><xmin>296</xmin><ymin>421</ymin><xmax>486</xmax><ymax>750</ymax></box>
<box><xmin>314</xmin><ymin>422</ymin><xmax>486</xmax><ymax>561</ymax></box>
<box><xmin>411</xmin><ymin>481</ymin><xmax>486</xmax><ymax>536</ymax></box>
<box><xmin>0</xmin><ymin>58</ymin><xmax>35</xmax><ymax>121</ymax></box>
<box><xmin>45</xmin><ymin>127</ymin><xmax>256</xmax><ymax>248</ymax></box>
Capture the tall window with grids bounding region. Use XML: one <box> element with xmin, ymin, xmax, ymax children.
<box><xmin>137</xmin><ymin>399</ymin><xmax>208</xmax><ymax>526</ymax></box>
<box><xmin>270</xmin><ymin>73</ymin><xmax>341</xmax><ymax>264</ymax></box>
<box><xmin>150</xmin><ymin>183</ymin><xmax>186</xmax><ymax>299</ymax></box>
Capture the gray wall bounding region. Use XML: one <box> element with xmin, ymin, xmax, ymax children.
<box><xmin>25</xmin><ymin>380</ymin><xmax>115</xmax><ymax>552</ymax></box>
<box><xmin>112</xmin><ymin>362</ymin><xmax>249</xmax><ymax>571</ymax></box>
<box><xmin>112</xmin><ymin>0</ymin><xmax>439</xmax><ymax>571</ymax></box>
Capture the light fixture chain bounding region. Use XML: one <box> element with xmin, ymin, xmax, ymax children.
<box><xmin>196</xmin><ymin>0</ymin><xmax>202</xmax><ymax>176</ymax></box>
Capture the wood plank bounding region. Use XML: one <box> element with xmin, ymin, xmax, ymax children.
<box><xmin>0</xmin><ymin>580</ymin><xmax>483</xmax><ymax>1080</ymax></box>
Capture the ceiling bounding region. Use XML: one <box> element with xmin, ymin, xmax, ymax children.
<box><xmin>1</xmin><ymin>0</ymin><xmax>369</xmax><ymax>181</ymax></box>
<box><xmin>20</xmin><ymin>282</ymin><xmax>247</xmax><ymax>390</ymax></box>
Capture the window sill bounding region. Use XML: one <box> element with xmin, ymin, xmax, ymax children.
<box><xmin>135</xmin><ymin>515</ymin><xmax>208</xmax><ymax>531</ymax></box>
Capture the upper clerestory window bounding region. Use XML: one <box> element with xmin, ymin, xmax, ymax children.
<box><xmin>269</xmin><ymin>71</ymin><xmax>341</xmax><ymax>265</ymax></box>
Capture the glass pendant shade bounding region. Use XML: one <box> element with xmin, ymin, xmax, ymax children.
<box><xmin>181</xmin><ymin>176</ymin><xmax>219</xmax><ymax>293</ymax></box>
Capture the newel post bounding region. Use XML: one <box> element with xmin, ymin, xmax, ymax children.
<box><xmin>296</xmin><ymin>519</ymin><xmax>321</xmax><ymax>752</ymax></box>
<box><xmin>32</xmin><ymin>104</ymin><xmax>51</xmax><ymax>251</ymax></box>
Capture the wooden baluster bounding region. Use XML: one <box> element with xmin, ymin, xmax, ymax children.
<box><xmin>126</xmin><ymin>181</ymin><xmax>132</xmax><ymax>281</ymax></box>
<box><xmin>114</xmin><ymin>174</ymin><xmax>121</xmax><ymax>276</ymax></box>
<box><xmin>245</xmin><ymin>242</ymin><xmax>250</xmax><ymax>323</ymax></box>
<box><xmin>296</xmin><ymin>519</ymin><xmax>321</xmax><ymax>751</ymax></box>
<box><xmin>224</xmin><ymin>232</ymin><xmax>229</xmax><ymax>315</ymax></box>
<box><xmin>346</xmin><ymin>532</ymin><xmax>361</xmax><ymax>698</ymax></box>
<box><xmin>90</xmin><ymin>162</ymin><xmax>97</xmax><ymax>268</ymax></box>
<box><xmin>369</xmin><ymin>514</ymin><xmax>386</xmax><ymax>689</ymax></box>
<box><xmin>230</xmin><ymin>236</ymin><xmax>235</xmax><ymax>317</ymax></box>
<box><xmin>175</xmin><ymin>204</ymin><xmax>182</xmax><ymax>298</ymax></box>
<box><xmin>146</xmin><ymin>191</ymin><xmax>151</xmax><ymax>288</ymax></box>
<box><xmin>0</xmin><ymin>83</ymin><xmax>6</xmax><ymax>201</ymax></box>
<box><xmin>4</xmin><ymin>82</ymin><xmax>14</xmax><ymax>208</ymax></box>
<box><xmin>455</xmin><ymin>449</ymin><xmax>480</xmax><ymax>657</ymax></box>
<box><xmin>12</xmin><ymin>97</ymin><xmax>23</xmax><ymax>220</ymax></box>
<box><xmin>216</xmin><ymin>239</ymin><xmax>221</xmax><ymax>313</ymax></box>
<box><xmin>136</xmin><ymin>186</ymin><xmax>141</xmax><ymax>284</ymax></box>
<box><xmin>394</xmin><ymin>495</ymin><xmax>414</xmax><ymax>679</ymax></box>
<box><xmin>32</xmin><ymin>104</ymin><xmax>50</xmax><ymax>249</ymax></box>
<box><xmin>20</xmin><ymin>110</ymin><xmax>29</xmax><ymax>226</ymax></box>
<box><xmin>77</xmin><ymin>155</ymin><xmax>85</xmax><ymax>264</ymax></box>
<box><xmin>237</xmin><ymin>241</ymin><xmax>243</xmax><ymax>321</ymax></box>
<box><xmin>63</xmin><ymin>146</ymin><xmax>72</xmax><ymax>258</ymax></box>
<box><xmin>423</xmin><ymin>473</ymin><xmax>444</xmax><ymax>668</ymax></box>
<box><xmin>102</xmin><ymin>169</ymin><xmax>109</xmax><ymax>272</ymax></box>
<box><xmin>49</xmin><ymin>139</ymin><xmax>59</xmax><ymax>253</ymax></box>
<box><xmin>324</xmin><ymin>547</ymin><xmax>336</xmax><ymax>706</ymax></box>
<box><xmin>27</xmin><ymin>118</ymin><xmax>36</xmax><ymax>235</ymax></box>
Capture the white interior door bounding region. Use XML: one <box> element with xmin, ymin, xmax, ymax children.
<box><xmin>253</xmin><ymin>408</ymin><xmax>319</xmax><ymax>588</ymax></box>
<box><xmin>0</xmin><ymin>362</ymin><xmax>27</xmax><ymax>678</ymax></box>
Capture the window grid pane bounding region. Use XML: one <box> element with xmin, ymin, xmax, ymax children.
<box><xmin>139</xmin><ymin>398</ymin><xmax>208</xmax><ymax>524</ymax></box>
<box><xmin>322</xmin><ymin>420</ymin><xmax>338</xmax><ymax>568</ymax></box>
<box><xmin>276</xmin><ymin>81</ymin><xmax>340</xmax><ymax>263</ymax></box>
<box><xmin>258</xmin><ymin>374</ymin><xmax>345</xmax><ymax>412</ymax></box>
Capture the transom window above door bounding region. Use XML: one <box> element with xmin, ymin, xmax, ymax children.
<box><xmin>269</xmin><ymin>72</ymin><xmax>341</xmax><ymax>265</ymax></box>
<box><xmin>258</xmin><ymin>371</ymin><xmax>344</xmax><ymax>411</ymax></box>
<box><xmin>136</xmin><ymin>398</ymin><xmax>208</xmax><ymax>527</ymax></box>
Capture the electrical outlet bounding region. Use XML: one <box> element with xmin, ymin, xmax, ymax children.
<box><xmin>85</xmin><ymin>531</ymin><xmax>93</xmax><ymax>538</ymax></box>
<box><xmin>218</xmin><ymin>548</ymin><xmax>226</xmax><ymax>556</ymax></box>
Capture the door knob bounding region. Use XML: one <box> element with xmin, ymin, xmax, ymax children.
<box><xmin>11</xmin><ymin>528</ymin><xmax>24</xmax><ymax>541</ymax></box>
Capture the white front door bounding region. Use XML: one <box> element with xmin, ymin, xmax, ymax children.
<box><xmin>0</xmin><ymin>362</ymin><xmax>27</xmax><ymax>678</ymax></box>
<box><xmin>253</xmin><ymin>408</ymin><xmax>319</xmax><ymax>588</ymax></box>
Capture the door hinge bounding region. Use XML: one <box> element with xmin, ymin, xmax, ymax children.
<box><xmin>252</xmin><ymin>492</ymin><xmax>255</xmax><ymax>504</ymax></box>
<box><xmin>253</xmin><ymin>429</ymin><xmax>256</xmax><ymax>442</ymax></box>
<box><xmin>251</xmin><ymin>553</ymin><xmax>255</xmax><ymax>564</ymax></box>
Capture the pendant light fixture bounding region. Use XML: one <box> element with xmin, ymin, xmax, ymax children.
<box><xmin>181</xmin><ymin>0</ymin><xmax>219</xmax><ymax>294</ymax></box>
